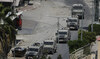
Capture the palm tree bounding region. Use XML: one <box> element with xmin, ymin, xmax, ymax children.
<box><xmin>0</xmin><ymin>3</ymin><xmax>17</xmax><ymax>58</ymax></box>
<box><xmin>0</xmin><ymin>3</ymin><xmax>15</xmax><ymax>27</ymax></box>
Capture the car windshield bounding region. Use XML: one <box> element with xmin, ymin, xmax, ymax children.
<box><xmin>44</xmin><ymin>42</ymin><xmax>53</xmax><ymax>45</ymax></box>
<box><xmin>73</xmin><ymin>6</ymin><xmax>82</xmax><ymax>9</ymax></box>
<box><xmin>69</xmin><ymin>19</ymin><xmax>77</xmax><ymax>22</ymax></box>
<box><xmin>59</xmin><ymin>32</ymin><xmax>67</xmax><ymax>34</ymax></box>
<box><xmin>15</xmin><ymin>47</ymin><xmax>22</xmax><ymax>50</ymax></box>
<box><xmin>28</xmin><ymin>48</ymin><xmax>38</xmax><ymax>52</ymax></box>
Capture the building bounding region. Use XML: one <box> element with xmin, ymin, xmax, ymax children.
<box><xmin>0</xmin><ymin>0</ymin><xmax>24</xmax><ymax>7</ymax></box>
<box><xmin>0</xmin><ymin>0</ymin><xmax>13</xmax><ymax>6</ymax></box>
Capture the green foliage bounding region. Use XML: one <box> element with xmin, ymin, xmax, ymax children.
<box><xmin>68</xmin><ymin>30</ymin><xmax>96</xmax><ymax>53</ymax></box>
<box><xmin>48</xmin><ymin>56</ymin><xmax>51</xmax><ymax>59</ymax></box>
<box><xmin>83</xmin><ymin>45</ymin><xmax>90</xmax><ymax>55</ymax></box>
<box><xmin>0</xmin><ymin>4</ymin><xmax>16</xmax><ymax>55</ymax></box>
<box><xmin>0</xmin><ymin>3</ymin><xmax>11</xmax><ymax>18</ymax></box>
<box><xmin>57</xmin><ymin>54</ymin><xmax>62</xmax><ymax>59</ymax></box>
<box><xmin>40</xmin><ymin>55</ymin><xmax>46</xmax><ymax>59</ymax></box>
<box><xmin>78</xmin><ymin>30</ymin><xmax>96</xmax><ymax>43</ymax></box>
<box><xmin>88</xmin><ymin>24</ymin><xmax>100</xmax><ymax>35</ymax></box>
<box><xmin>33</xmin><ymin>56</ymin><xmax>37</xmax><ymax>59</ymax></box>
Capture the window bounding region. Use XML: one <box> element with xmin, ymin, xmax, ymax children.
<box><xmin>69</xmin><ymin>19</ymin><xmax>77</xmax><ymax>22</ymax></box>
<box><xmin>59</xmin><ymin>32</ymin><xmax>67</xmax><ymax>34</ymax></box>
<box><xmin>44</xmin><ymin>42</ymin><xmax>53</xmax><ymax>45</ymax></box>
<box><xmin>29</xmin><ymin>48</ymin><xmax>38</xmax><ymax>52</ymax></box>
<box><xmin>73</xmin><ymin>6</ymin><xmax>82</xmax><ymax>9</ymax></box>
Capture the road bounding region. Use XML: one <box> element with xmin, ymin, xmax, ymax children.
<box><xmin>8</xmin><ymin>0</ymin><xmax>92</xmax><ymax>59</ymax></box>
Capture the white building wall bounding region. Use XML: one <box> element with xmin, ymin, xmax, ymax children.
<box><xmin>0</xmin><ymin>0</ymin><xmax>13</xmax><ymax>2</ymax></box>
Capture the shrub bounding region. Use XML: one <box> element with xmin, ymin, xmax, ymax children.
<box><xmin>88</xmin><ymin>24</ymin><xmax>100</xmax><ymax>35</ymax></box>
<box><xmin>48</xmin><ymin>56</ymin><xmax>51</xmax><ymax>59</ymax></box>
<box><xmin>41</xmin><ymin>55</ymin><xmax>46</xmax><ymax>59</ymax></box>
<box><xmin>68</xmin><ymin>30</ymin><xmax>96</xmax><ymax>53</ymax></box>
<box><xmin>57</xmin><ymin>54</ymin><xmax>62</xmax><ymax>59</ymax></box>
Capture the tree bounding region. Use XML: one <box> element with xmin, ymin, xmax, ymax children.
<box><xmin>88</xmin><ymin>24</ymin><xmax>100</xmax><ymax>35</ymax></box>
<box><xmin>40</xmin><ymin>55</ymin><xmax>46</xmax><ymax>59</ymax></box>
<box><xmin>57</xmin><ymin>54</ymin><xmax>62</xmax><ymax>59</ymax></box>
<box><xmin>68</xmin><ymin>30</ymin><xmax>96</xmax><ymax>53</ymax></box>
<box><xmin>0</xmin><ymin>3</ymin><xmax>16</xmax><ymax>58</ymax></box>
<box><xmin>48</xmin><ymin>56</ymin><xmax>51</xmax><ymax>59</ymax></box>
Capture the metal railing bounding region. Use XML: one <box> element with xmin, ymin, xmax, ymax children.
<box><xmin>70</xmin><ymin>44</ymin><xmax>91</xmax><ymax>59</ymax></box>
<box><xmin>0</xmin><ymin>54</ymin><xmax>6</xmax><ymax>59</ymax></box>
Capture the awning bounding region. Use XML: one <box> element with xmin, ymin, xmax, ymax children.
<box><xmin>0</xmin><ymin>0</ymin><xmax>13</xmax><ymax>2</ymax></box>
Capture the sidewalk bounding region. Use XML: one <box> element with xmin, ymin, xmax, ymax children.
<box><xmin>16</xmin><ymin>2</ymin><xmax>41</xmax><ymax>12</ymax></box>
<box><xmin>84</xmin><ymin>0</ymin><xmax>93</xmax><ymax>8</ymax></box>
<box><xmin>84</xmin><ymin>0</ymin><xmax>100</xmax><ymax>9</ymax></box>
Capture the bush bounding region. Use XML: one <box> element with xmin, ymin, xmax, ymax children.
<box><xmin>78</xmin><ymin>30</ymin><xmax>96</xmax><ymax>43</ymax></box>
<box><xmin>40</xmin><ymin>55</ymin><xmax>46</xmax><ymax>59</ymax></box>
<box><xmin>68</xmin><ymin>30</ymin><xmax>96</xmax><ymax>53</ymax></box>
<box><xmin>48</xmin><ymin>56</ymin><xmax>51</xmax><ymax>59</ymax></box>
<box><xmin>88</xmin><ymin>24</ymin><xmax>100</xmax><ymax>35</ymax></box>
<box><xmin>57</xmin><ymin>54</ymin><xmax>62</xmax><ymax>59</ymax></box>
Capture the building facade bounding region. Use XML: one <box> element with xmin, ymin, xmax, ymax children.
<box><xmin>0</xmin><ymin>0</ymin><xmax>24</xmax><ymax>6</ymax></box>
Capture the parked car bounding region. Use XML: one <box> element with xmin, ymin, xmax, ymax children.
<box><xmin>25</xmin><ymin>46</ymin><xmax>43</xmax><ymax>59</ymax></box>
<box><xmin>11</xmin><ymin>46</ymin><xmax>26</xmax><ymax>57</ymax></box>
<box><xmin>43</xmin><ymin>39</ymin><xmax>57</xmax><ymax>54</ymax></box>
<box><xmin>56</xmin><ymin>29</ymin><xmax>71</xmax><ymax>43</ymax></box>
<box><xmin>66</xmin><ymin>17</ymin><xmax>79</xmax><ymax>30</ymax></box>
<box><xmin>71</xmin><ymin>4</ymin><xmax>84</xmax><ymax>19</ymax></box>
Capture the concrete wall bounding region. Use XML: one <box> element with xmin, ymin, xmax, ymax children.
<box><xmin>98</xmin><ymin>41</ymin><xmax>100</xmax><ymax>59</ymax></box>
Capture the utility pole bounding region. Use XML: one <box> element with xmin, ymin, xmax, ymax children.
<box><xmin>81</xmin><ymin>19</ymin><xmax>83</xmax><ymax>40</ymax></box>
<box><xmin>91</xmin><ymin>0</ymin><xmax>94</xmax><ymax>32</ymax></box>
<box><xmin>81</xmin><ymin>7</ymin><xmax>84</xmax><ymax>40</ymax></box>
<box><xmin>57</xmin><ymin>17</ymin><xmax>60</xmax><ymax>43</ymax></box>
<box><xmin>94</xmin><ymin>0</ymin><xmax>99</xmax><ymax>21</ymax></box>
<box><xmin>47</xmin><ymin>16</ymin><xmax>67</xmax><ymax>43</ymax></box>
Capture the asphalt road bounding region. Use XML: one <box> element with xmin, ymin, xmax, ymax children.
<box><xmin>8</xmin><ymin>0</ymin><xmax>92</xmax><ymax>59</ymax></box>
<box><xmin>48</xmin><ymin>44</ymin><xmax>69</xmax><ymax>59</ymax></box>
<box><xmin>47</xmin><ymin>0</ymin><xmax>91</xmax><ymax>59</ymax></box>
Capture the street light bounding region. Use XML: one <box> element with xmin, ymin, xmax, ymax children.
<box><xmin>91</xmin><ymin>0</ymin><xmax>94</xmax><ymax>32</ymax></box>
<box><xmin>80</xmin><ymin>7</ymin><xmax>84</xmax><ymax>40</ymax></box>
<box><xmin>57</xmin><ymin>17</ymin><xmax>60</xmax><ymax>43</ymax></box>
<box><xmin>46</xmin><ymin>16</ymin><xmax>67</xmax><ymax>43</ymax></box>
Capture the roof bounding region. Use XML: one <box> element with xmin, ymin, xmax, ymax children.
<box><xmin>58</xmin><ymin>30</ymin><xmax>68</xmax><ymax>32</ymax></box>
<box><xmin>67</xmin><ymin>17</ymin><xmax>78</xmax><ymax>20</ymax></box>
<box><xmin>72</xmin><ymin>10</ymin><xmax>83</xmax><ymax>12</ymax></box>
<box><xmin>44</xmin><ymin>39</ymin><xmax>54</xmax><ymax>42</ymax></box>
<box><xmin>0</xmin><ymin>0</ymin><xmax>13</xmax><ymax>2</ymax></box>
<box><xmin>72</xmin><ymin>4</ymin><xmax>83</xmax><ymax>7</ymax></box>
<box><xmin>96</xmin><ymin>36</ymin><xmax>100</xmax><ymax>41</ymax></box>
